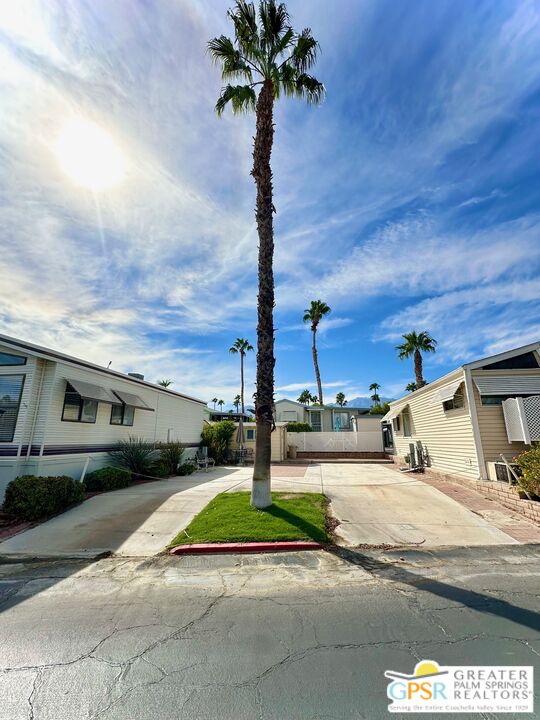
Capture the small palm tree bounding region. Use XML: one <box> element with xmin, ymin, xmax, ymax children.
<box><xmin>405</xmin><ymin>382</ymin><xmax>418</xmax><ymax>393</ymax></box>
<box><xmin>335</xmin><ymin>392</ymin><xmax>346</xmax><ymax>406</ymax></box>
<box><xmin>209</xmin><ymin>1</ymin><xmax>324</xmax><ymax>509</ymax></box>
<box><xmin>303</xmin><ymin>300</ymin><xmax>331</xmax><ymax>404</ymax></box>
<box><xmin>369</xmin><ymin>382</ymin><xmax>381</xmax><ymax>403</ymax></box>
<box><xmin>297</xmin><ymin>389</ymin><xmax>312</xmax><ymax>405</ymax></box>
<box><xmin>211</xmin><ymin>397</ymin><xmax>219</xmax><ymax>409</ymax></box>
<box><xmin>217</xmin><ymin>399</ymin><xmax>225</xmax><ymax>412</ymax></box>
<box><xmin>158</xmin><ymin>379</ymin><xmax>173</xmax><ymax>388</ymax></box>
<box><xmin>233</xmin><ymin>394</ymin><xmax>241</xmax><ymax>412</ymax></box>
<box><xmin>229</xmin><ymin>338</ymin><xmax>254</xmax><ymax>414</ymax></box>
<box><xmin>310</xmin><ymin>393</ymin><xmax>319</xmax><ymax>405</ymax></box>
<box><xmin>396</xmin><ymin>331</ymin><xmax>437</xmax><ymax>388</ymax></box>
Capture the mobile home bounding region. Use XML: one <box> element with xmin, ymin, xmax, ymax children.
<box><xmin>0</xmin><ymin>334</ymin><xmax>206</xmax><ymax>499</ymax></box>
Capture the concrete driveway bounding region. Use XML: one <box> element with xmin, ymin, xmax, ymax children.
<box><xmin>0</xmin><ymin>463</ymin><xmax>530</xmax><ymax>558</ymax></box>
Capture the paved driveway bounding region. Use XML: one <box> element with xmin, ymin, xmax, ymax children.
<box><xmin>1</xmin><ymin>463</ymin><xmax>533</xmax><ymax>558</ymax></box>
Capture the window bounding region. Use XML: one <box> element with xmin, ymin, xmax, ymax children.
<box><xmin>443</xmin><ymin>388</ymin><xmax>465</xmax><ymax>412</ymax></box>
<box><xmin>0</xmin><ymin>374</ymin><xmax>25</xmax><ymax>442</ymax></box>
<box><xmin>334</xmin><ymin>412</ymin><xmax>350</xmax><ymax>430</ymax></box>
<box><xmin>110</xmin><ymin>403</ymin><xmax>135</xmax><ymax>426</ymax></box>
<box><xmin>481</xmin><ymin>395</ymin><xmax>510</xmax><ymax>406</ymax></box>
<box><xmin>393</xmin><ymin>416</ymin><xmax>401</xmax><ymax>432</ymax></box>
<box><xmin>246</xmin><ymin>428</ymin><xmax>256</xmax><ymax>441</ymax></box>
<box><xmin>310</xmin><ymin>410</ymin><xmax>322</xmax><ymax>431</ymax></box>
<box><xmin>62</xmin><ymin>383</ymin><xmax>97</xmax><ymax>423</ymax></box>
<box><xmin>0</xmin><ymin>351</ymin><xmax>26</xmax><ymax>366</ymax></box>
<box><xmin>281</xmin><ymin>410</ymin><xmax>298</xmax><ymax>421</ymax></box>
<box><xmin>402</xmin><ymin>410</ymin><xmax>412</xmax><ymax>437</ymax></box>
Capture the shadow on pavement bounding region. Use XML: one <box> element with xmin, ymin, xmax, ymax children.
<box><xmin>330</xmin><ymin>545</ymin><xmax>540</xmax><ymax>633</ymax></box>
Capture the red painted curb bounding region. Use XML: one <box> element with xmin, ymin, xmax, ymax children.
<box><xmin>169</xmin><ymin>541</ymin><xmax>323</xmax><ymax>555</ymax></box>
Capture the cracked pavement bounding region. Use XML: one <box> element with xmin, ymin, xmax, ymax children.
<box><xmin>0</xmin><ymin>545</ymin><xmax>539</xmax><ymax>719</ymax></box>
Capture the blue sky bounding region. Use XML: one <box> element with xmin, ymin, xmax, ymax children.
<box><xmin>1</xmin><ymin>0</ymin><xmax>540</xmax><ymax>406</ymax></box>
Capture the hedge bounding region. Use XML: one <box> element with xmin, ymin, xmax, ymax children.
<box><xmin>84</xmin><ymin>467</ymin><xmax>132</xmax><ymax>492</ymax></box>
<box><xmin>4</xmin><ymin>475</ymin><xmax>84</xmax><ymax>521</ymax></box>
<box><xmin>286</xmin><ymin>422</ymin><xmax>313</xmax><ymax>433</ymax></box>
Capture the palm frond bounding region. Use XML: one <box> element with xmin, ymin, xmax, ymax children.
<box><xmin>295</xmin><ymin>73</ymin><xmax>325</xmax><ymax>104</ymax></box>
<box><xmin>292</xmin><ymin>29</ymin><xmax>319</xmax><ymax>73</ymax></box>
<box><xmin>208</xmin><ymin>36</ymin><xmax>253</xmax><ymax>82</ymax></box>
<box><xmin>215</xmin><ymin>84</ymin><xmax>257</xmax><ymax>116</ymax></box>
<box><xmin>259</xmin><ymin>1</ymin><xmax>290</xmax><ymax>48</ymax></box>
<box><xmin>279</xmin><ymin>62</ymin><xmax>296</xmax><ymax>96</ymax></box>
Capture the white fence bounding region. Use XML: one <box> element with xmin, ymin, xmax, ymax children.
<box><xmin>288</xmin><ymin>431</ymin><xmax>383</xmax><ymax>453</ymax></box>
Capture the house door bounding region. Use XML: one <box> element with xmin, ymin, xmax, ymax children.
<box><xmin>310</xmin><ymin>410</ymin><xmax>322</xmax><ymax>432</ymax></box>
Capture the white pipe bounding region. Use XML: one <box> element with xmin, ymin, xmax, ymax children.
<box><xmin>80</xmin><ymin>456</ymin><xmax>91</xmax><ymax>483</ymax></box>
<box><xmin>26</xmin><ymin>360</ymin><xmax>46</xmax><ymax>459</ymax></box>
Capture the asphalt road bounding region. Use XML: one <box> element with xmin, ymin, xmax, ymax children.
<box><xmin>0</xmin><ymin>545</ymin><xmax>539</xmax><ymax>719</ymax></box>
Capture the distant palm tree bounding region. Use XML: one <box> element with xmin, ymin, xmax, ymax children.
<box><xmin>303</xmin><ymin>300</ymin><xmax>331</xmax><ymax>404</ymax></box>
<box><xmin>310</xmin><ymin>393</ymin><xmax>319</xmax><ymax>405</ymax></box>
<box><xmin>233</xmin><ymin>394</ymin><xmax>241</xmax><ymax>412</ymax></box>
<box><xmin>217</xmin><ymin>399</ymin><xmax>225</xmax><ymax>412</ymax></box>
<box><xmin>297</xmin><ymin>389</ymin><xmax>312</xmax><ymax>405</ymax></box>
<box><xmin>335</xmin><ymin>392</ymin><xmax>347</xmax><ymax>406</ymax></box>
<box><xmin>209</xmin><ymin>1</ymin><xmax>324</xmax><ymax>509</ymax></box>
<box><xmin>211</xmin><ymin>397</ymin><xmax>219</xmax><ymax>409</ymax></box>
<box><xmin>158</xmin><ymin>379</ymin><xmax>173</xmax><ymax>388</ymax></box>
<box><xmin>229</xmin><ymin>338</ymin><xmax>254</xmax><ymax>415</ymax></box>
<box><xmin>396</xmin><ymin>331</ymin><xmax>437</xmax><ymax>388</ymax></box>
<box><xmin>405</xmin><ymin>382</ymin><xmax>418</xmax><ymax>393</ymax></box>
<box><xmin>369</xmin><ymin>382</ymin><xmax>381</xmax><ymax>403</ymax></box>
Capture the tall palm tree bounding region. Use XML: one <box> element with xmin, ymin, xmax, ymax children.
<box><xmin>369</xmin><ymin>382</ymin><xmax>381</xmax><ymax>403</ymax></box>
<box><xmin>297</xmin><ymin>389</ymin><xmax>312</xmax><ymax>405</ymax></box>
<box><xmin>405</xmin><ymin>382</ymin><xmax>418</xmax><ymax>393</ymax></box>
<box><xmin>218</xmin><ymin>399</ymin><xmax>225</xmax><ymax>412</ymax></box>
<box><xmin>303</xmin><ymin>300</ymin><xmax>331</xmax><ymax>404</ymax></box>
<box><xmin>396</xmin><ymin>331</ymin><xmax>437</xmax><ymax>388</ymax></box>
<box><xmin>233</xmin><ymin>394</ymin><xmax>241</xmax><ymax>412</ymax></box>
<box><xmin>158</xmin><ymin>379</ymin><xmax>173</xmax><ymax>388</ymax></box>
<box><xmin>335</xmin><ymin>392</ymin><xmax>346</xmax><ymax>406</ymax></box>
<box><xmin>229</xmin><ymin>338</ymin><xmax>254</xmax><ymax>415</ymax></box>
<box><xmin>209</xmin><ymin>1</ymin><xmax>324</xmax><ymax>509</ymax></box>
<box><xmin>211</xmin><ymin>397</ymin><xmax>219</xmax><ymax>409</ymax></box>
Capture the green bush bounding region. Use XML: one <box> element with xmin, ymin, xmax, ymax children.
<box><xmin>4</xmin><ymin>475</ymin><xmax>84</xmax><ymax>521</ymax></box>
<box><xmin>370</xmin><ymin>402</ymin><xmax>390</xmax><ymax>415</ymax></box>
<box><xmin>84</xmin><ymin>467</ymin><xmax>131</xmax><ymax>492</ymax></box>
<box><xmin>514</xmin><ymin>445</ymin><xmax>540</xmax><ymax>498</ymax></box>
<box><xmin>177</xmin><ymin>462</ymin><xmax>196</xmax><ymax>476</ymax></box>
<box><xmin>201</xmin><ymin>420</ymin><xmax>236</xmax><ymax>464</ymax></box>
<box><xmin>149</xmin><ymin>461</ymin><xmax>171</xmax><ymax>478</ymax></box>
<box><xmin>286</xmin><ymin>422</ymin><xmax>313</xmax><ymax>432</ymax></box>
<box><xmin>157</xmin><ymin>441</ymin><xmax>185</xmax><ymax>475</ymax></box>
<box><xmin>109</xmin><ymin>436</ymin><xmax>158</xmax><ymax>476</ymax></box>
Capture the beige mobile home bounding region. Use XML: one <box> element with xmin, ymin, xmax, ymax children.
<box><xmin>383</xmin><ymin>342</ymin><xmax>540</xmax><ymax>482</ymax></box>
<box><xmin>0</xmin><ymin>334</ymin><xmax>206</xmax><ymax>499</ymax></box>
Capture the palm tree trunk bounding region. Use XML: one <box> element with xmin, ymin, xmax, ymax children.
<box><xmin>240</xmin><ymin>352</ymin><xmax>245</xmax><ymax>415</ymax></box>
<box><xmin>414</xmin><ymin>349</ymin><xmax>424</xmax><ymax>387</ymax></box>
<box><xmin>251</xmin><ymin>79</ymin><xmax>274</xmax><ymax>509</ymax></box>
<box><xmin>312</xmin><ymin>329</ymin><xmax>323</xmax><ymax>404</ymax></box>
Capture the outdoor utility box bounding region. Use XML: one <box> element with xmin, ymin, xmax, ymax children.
<box><xmin>288</xmin><ymin>445</ymin><xmax>297</xmax><ymax>459</ymax></box>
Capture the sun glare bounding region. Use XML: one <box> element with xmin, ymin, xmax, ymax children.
<box><xmin>55</xmin><ymin>117</ymin><xmax>126</xmax><ymax>190</ymax></box>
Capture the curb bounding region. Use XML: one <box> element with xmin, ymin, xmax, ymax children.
<box><xmin>169</xmin><ymin>541</ymin><xmax>323</xmax><ymax>555</ymax></box>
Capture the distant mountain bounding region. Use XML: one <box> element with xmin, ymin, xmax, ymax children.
<box><xmin>330</xmin><ymin>396</ymin><xmax>394</xmax><ymax>407</ymax></box>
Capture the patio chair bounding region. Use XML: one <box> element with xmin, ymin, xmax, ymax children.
<box><xmin>196</xmin><ymin>446</ymin><xmax>215</xmax><ymax>472</ymax></box>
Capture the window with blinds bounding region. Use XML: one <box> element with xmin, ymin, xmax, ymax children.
<box><xmin>0</xmin><ymin>374</ymin><xmax>25</xmax><ymax>442</ymax></box>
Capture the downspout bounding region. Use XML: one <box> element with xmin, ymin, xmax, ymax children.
<box><xmin>26</xmin><ymin>359</ymin><xmax>46</xmax><ymax>459</ymax></box>
<box><xmin>464</xmin><ymin>368</ymin><xmax>486</xmax><ymax>479</ymax></box>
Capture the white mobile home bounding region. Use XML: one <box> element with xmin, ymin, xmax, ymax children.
<box><xmin>0</xmin><ymin>334</ymin><xmax>206</xmax><ymax>499</ymax></box>
<box><xmin>383</xmin><ymin>342</ymin><xmax>540</xmax><ymax>482</ymax></box>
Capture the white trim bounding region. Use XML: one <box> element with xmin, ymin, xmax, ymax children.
<box><xmin>464</xmin><ymin>367</ymin><xmax>486</xmax><ymax>480</ymax></box>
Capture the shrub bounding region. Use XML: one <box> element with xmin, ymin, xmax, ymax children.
<box><xmin>514</xmin><ymin>445</ymin><xmax>540</xmax><ymax>498</ymax></box>
<box><xmin>4</xmin><ymin>475</ymin><xmax>84</xmax><ymax>521</ymax></box>
<box><xmin>109</xmin><ymin>436</ymin><xmax>158</xmax><ymax>476</ymax></box>
<box><xmin>201</xmin><ymin>420</ymin><xmax>236</xmax><ymax>464</ymax></box>
<box><xmin>157</xmin><ymin>441</ymin><xmax>185</xmax><ymax>475</ymax></box>
<box><xmin>370</xmin><ymin>402</ymin><xmax>390</xmax><ymax>415</ymax></box>
<box><xmin>286</xmin><ymin>422</ymin><xmax>313</xmax><ymax>433</ymax></box>
<box><xmin>177</xmin><ymin>462</ymin><xmax>196</xmax><ymax>476</ymax></box>
<box><xmin>149</xmin><ymin>461</ymin><xmax>171</xmax><ymax>478</ymax></box>
<box><xmin>84</xmin><ymin>467</ymin><xmax>131</xmax><ymax>492</ymax></box>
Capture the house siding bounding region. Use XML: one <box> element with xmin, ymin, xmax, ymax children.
<box><xmin>275</xmin><ymin>400</ymin><xmax>306</xmax><ymax>423</ymax></box>
<box><xmin>471</xmin><ymin>370</ymin><xmax>533</xmax><ymax>466</ymax></box>
<box><xmin>390</xmin><ymin>370</ymin><xmax>480</xmax><ymax>480</ymax></box>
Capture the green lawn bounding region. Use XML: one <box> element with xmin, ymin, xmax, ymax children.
<box><xmin>169</xmin><ymin>491</ymin><xmax>328</xmax><ymax>546</ymax></box>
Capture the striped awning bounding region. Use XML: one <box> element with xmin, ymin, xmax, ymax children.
<box><xmin>473</xmin><ymin>375</ymin><xmax>540</xmax><ymax>396</ymax></box>
<box><xmin>431</xmin><ymin>380</ymin><xmax>463</xmax><ymax>405</ymax></box>
<box><xmin>66</xmin><ymin>379</ymin><xmax>117</xmax><ymax>404</ymax></box>
<box><xmin>384</xmin><ymin>404</ymin><xmax>408</xmax><ymax>422</ymax></box>
<box><xmin>112</xmin><ymin>389</ymin><xmax>154</xmax><ymax>410</ymax></box>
